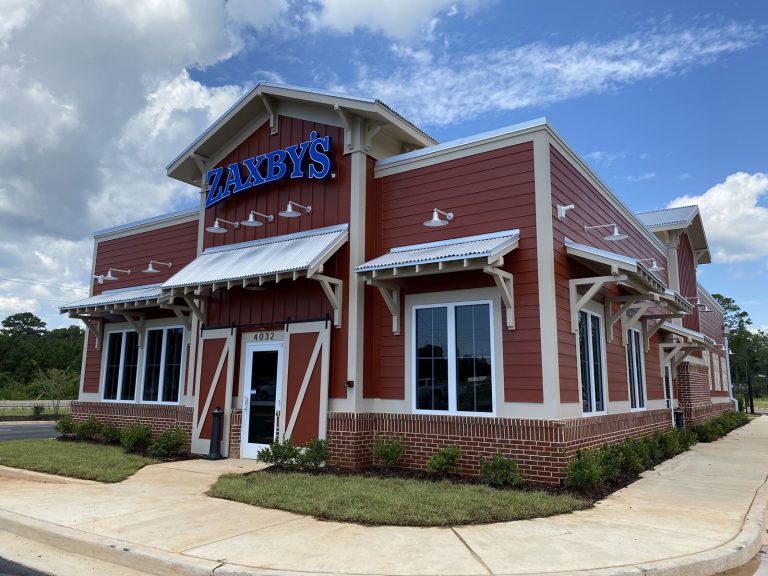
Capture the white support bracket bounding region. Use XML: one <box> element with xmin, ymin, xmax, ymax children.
<box><xmin>334</xmin><ymin>105</ymin><xmax>355</xmax><ymax>152</ymax></box>
<box><xmin>605</xmin><ymin>295</ymin><xmax>648</xmax><ymax>343</ymax></box>
<box><xmin>257</xmin><ymin>92</ymin><xmax>278</xmax><ymax>134</ymax></box>
<box><xmin>621</xmin><ymin>302</ymin><xmax>654</xmax><ymax>345</ymax></box>
<box><xmin>364</xmin><ymin>122</ymin><xmax>385</xmax><ymax>152</ymax></box>
<box><xmin>160</xmin><ymin>304</ymin><xmax>193</xmax><ymax>333</ymax></box>
<box><xmin>119</xmin><ymin>312</ymin><xmax>146</xmax><ymax>347</ymax></box>
<box><xmin>311</xmin><ymin>274</ymin><xmax>343</xmax><ymax>328</ymax></box>
<box><xmin>181</xmin><ymin>294</ymin><xmax>206</xmax><ymax>324</ymax></box>
<box><xmin>569</xmin><ymin>274</ymin><xmax>628</xmax><ymax>333</ymax></box>
<box><xmin>71</xmin><ymin>315</ymin><xmax>105</xmax><ymax>351</ymax></box>
<box><xmin>642</xmin><ymin>313</ymin><xmax>685</xmax><ymax>352</ymax></box>
<box><xmin>660</xmin><ymin>342</ymin><xmax>705</xmax><ymax>377</ymax></box>
<box><xmin>483</xmin><ymin>266</ymin><xmax>515</xmax><ymax>330</ymax></box>
<box><xmin>369</xmin><ymin>280</ymin><xmax>401</xmax><ymax>335</ymax></box>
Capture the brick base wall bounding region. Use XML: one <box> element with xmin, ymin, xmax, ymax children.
<box><xmin>229</xmin><ymin>409</ymin><xmax>242</xmax><ymax>459</ymax></box>
<box><xmin>327</xmin><ymin>409</ymin><xmax>674</xmax><ymax>485</ymax></box>
<box><xmin>686</xmin><ymin>401</ymin><xmax>734</xmax><ymax>426</ymax></box>
<box><xmin>71</xmin><ymin>402</ymin><xmax>194</xmax><ymax>451</ymax></box>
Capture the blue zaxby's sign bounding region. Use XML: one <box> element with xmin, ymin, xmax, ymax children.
<box><xmin>205</xmin><ymin>131</ymin><xmax>332</xmax><ymax>208</ymax></box>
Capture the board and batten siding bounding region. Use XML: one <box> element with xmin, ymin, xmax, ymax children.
<box><xmin>366</xmin><ymin>141</ymin><xmax>544</xmax><ymax>403</ymax></box>
<box><xmin>550</xmin><ymin>146</ymin><xmax>667</xmax><ymax>407</ymax></box>
<box><xmin>698</xmin><ymin>288</ymin><xmax>729</xmax><ymax>397</ymax></box>
<box><xmin>200</xmin><ymin>116</ymin><xmax>351</xmax><ymax>399</ymax></box>
<box><xmin>678</xmin><ymin>233</ymin><xmax>700</xmax><ymax>333</ymax></box>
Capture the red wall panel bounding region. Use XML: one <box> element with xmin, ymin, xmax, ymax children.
<box><xmin>201</xmin><ymin>116</ymin><xmax>350</xmax><ymax>399</ymax></box>
<box><xmin>550</xmin><ymin>146</ymin><xmax>668</xmax><ymax>406</ymax></box>
<box><xmin>366</xmin><ymin>142</ymin><xmax>542</xmax><ymax>403</ymax></box>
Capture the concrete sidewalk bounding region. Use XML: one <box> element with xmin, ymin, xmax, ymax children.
<box><xmin>1</xmin><ymin>418</ymin><xmax>768</xmax><ymax>576</ymax></box>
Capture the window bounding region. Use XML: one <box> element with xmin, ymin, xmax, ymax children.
<box><xmin>578</xmin><ymin>310</ymin><xmax>606</xmax><ymax>414</ymax></box>
<box><xmin>414</xmin><ymin>302</ymin><xmax>493</xmax><ymax>414</ymax></box>
<box><xmin>703</xmin><ymin>351</ymin><xmax>712</xmax><ymax>390</ymax></box>
<box><xmin>713</xmin><ymin>353</ymin><xmax>722</xmax><ymax>391</ymax></box>
<box><xmin>103</xmin><ymin>331</ymin><xmax>139</xmax><ymax>401</ymax></box>
<box><xmin>721</xmin><ymin>357</ymin><xmax>729</xmax><ymax>391</ymax></box>
<box><xmin>664</xmin><ymin>364</ymin><xmax>673</xmax><ymax>408</ymax></box>
<box><xmin>142</xmin><ymin>327</ymin><xmax>184</xmax><ymax>403</ymax></box>
<box><xmin>626</xmin><ymin>328</ymin><xmax>645</xmax><ymax>410</ymax></box>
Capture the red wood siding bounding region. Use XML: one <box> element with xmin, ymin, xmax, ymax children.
<box><xmin>201</xmin><ymin>116</ymin><xmax>350</xmax><ymax>399</ymax></box>
<box><xmin>82</xmin><ymin>332</ymin><xmax>101</xmax><ymax>394</ymax></box>
<box><xmin>698</xmin><ymin>288</ymin><xmax>728</xmax><ymax>397</ymax></box>
<box><xmin>550</xmin><ymin>146</ymin><xmax>668</xmax><ymax>406</ymax></box>
<box><xmin>366</xmin><ymin>142</ymin><xmax>542</xmax><ymax>403</ymax></box>
<box><xmin>93</xmin><ymin>220</ymin><xmax>198</xmax><ymax>295</ymax></box>
<box><xmin>285</xmin><ymin>331</ymin><xmax>322</xmax><ymax>444</ymax></box>
<box><xmin>678</xmin><ymin>233</ymin><xmax>699</xmax><ymax>332</ymax></box>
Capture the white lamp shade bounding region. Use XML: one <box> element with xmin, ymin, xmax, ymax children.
<box><xmin>604</xmin><ymin>225</ymin><xmax>628</xmax><ymax>241</ymax></box>
<box><xmin>206</xmin><ymin>219</ymin><xmax>227</xmax><ymax>233</ymax></box>
<box><xmin>240</xmin><ymin>213</ymin><xmax>264</xmax><ymax>227</ymax></box>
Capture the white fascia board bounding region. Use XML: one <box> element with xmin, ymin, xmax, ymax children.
<box><xmin>94</xmin><ymin>208</ymin><xmax>199</xmax><ymax>241</ymax></box>
<box><xmin>564</xmin><ymin>238</ymin><xmax>639</xmax><ymax>271</ymax></box>
<box><xmin>696</xmin><ymin>282</ymin><xmax>725</xmax><ymax>315</ymax></box>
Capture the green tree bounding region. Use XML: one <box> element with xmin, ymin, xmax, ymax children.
<box><xmin>33</xmin><ymin>368</ymin><xmax>80</xmax><ymax>415</ymax></box>
<box><xmin>713</xmin><ymin>294</ymin><xmax>752</xmax><ymax>331</ymax></box>
<box><xmin>1</xmin><ymin>312</ymin><xmax>47</xmax><ymax>336</ymax></box>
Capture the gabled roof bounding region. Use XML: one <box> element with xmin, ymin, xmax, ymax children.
<box><xmin>636</xmin><ymin>205</ymin><xmax>711</xmax><ymax>264</ymax></box>
<box><xmin>166</xmin><ymin>83</ymin><xmax>437</xmax><ymax>186</ymax></box>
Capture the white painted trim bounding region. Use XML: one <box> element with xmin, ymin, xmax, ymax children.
<box><xmin>94</xmin><ymin>210</ymin><xmax>198</xmax><ymax>243</ymax></box>
<box><xmin>406</xmin><ymin>292</ymin><xmax>500</xmax><ymax>417</ymax></box>
<box><xmin>533</xmin><ymin>132</ymin><xmax>562</xmax><ymax>419</ymax></box>
<box><xmin>240</xmin><ymin>340</ymin><xmax>284</xmax><ymax>459</ymax></box>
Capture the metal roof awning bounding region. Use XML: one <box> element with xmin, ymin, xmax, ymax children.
<box><xmin>60</xmin><ymin>284</ymin><xmax>165</xmax><ymax>314</ymax></box>
<box><xmin>564</xmin><ymin>238</ymin><xmax>693</xmax><ymax>336</ymax></box>
<box><xmin>162</xmin><ymin>224</ymin><xmax>348</xmax><ymax>327</ymax></box>
<box><xmin>356</xmin><ymin>229</ymin><xmax>520</xmax><ymax>278</ymax></box>
<box><xmin>660</xmin><ymin>322</ymin><xmax>716</xmax><ymax>347</ymax></box>
<box><xmin>356</xmin><ymin>230</ymin><xmax>520</xmax><ymax>335</ymax></box>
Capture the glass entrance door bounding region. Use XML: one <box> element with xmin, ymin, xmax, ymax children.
<box><xmin>241</xmin><ymin>342</ymin><xmax>283</xmax><ymax>459</ymax></box>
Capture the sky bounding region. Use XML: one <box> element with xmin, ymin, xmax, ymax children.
<box><xmin>0</xmin><ymin>0</ymin><xmax>767</xmax><ymax>331</ymax></box>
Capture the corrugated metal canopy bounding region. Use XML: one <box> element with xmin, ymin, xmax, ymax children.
<box><xmin>161</xmin><ymin>224</ymin><xmax>348</xmax><ymax>291</ymax></box>
<box><xmin>60</xmin><ymin>284</ymin><xmax>163</xmax><ymax>313</ymax></box>
<box><xmin>356</xmin><ymin>230</ymin><xmax>520</xmax><ymax>274</ymax></box>
<box><xmin>660</xmin><ymin>322</ymin><xmax>716</xmax><ymax>346</ymax></box>
<box><xmin>564</xmin><ymin>238</ymin><xmax>693</xmax><ymax>313</ymax></box>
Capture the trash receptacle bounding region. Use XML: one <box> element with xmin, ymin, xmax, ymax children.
<box><xmin>674</xmin><ymin>409</ymin><xmax>685</xmax><ymax>429</ymax></box>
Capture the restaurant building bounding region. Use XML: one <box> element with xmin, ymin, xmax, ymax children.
<box><xmin>61</xmin><ymin>84</ymin><xmax>733</xmax><ymax>483</ymax></box>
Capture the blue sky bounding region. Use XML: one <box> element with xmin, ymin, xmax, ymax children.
<box><xmin>0</xmin><ymin>0</ymin><xmax>766</xmax><ymax>329</ymax></box>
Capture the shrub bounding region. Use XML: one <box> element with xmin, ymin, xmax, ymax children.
<box><xmin>598</xmin><ymin>443</ymin><xmax>626</xmax><ymax>483</ymax></box>
<box><xmin>32</xmin><ymin>404</ymin><xmax>44</xmax><ymax>418</ymax></box>
<box><xmin>479</xmin><ymin>453</ymin><xmax>524</xmax><ymax>488</ymax></box>
<box><xmin>101</xmin><ymin>424</ymin><xmax>122</xmax><ymax>445</ymax></box>
<box><xmin>426</xmin><ymin>446</ymin><xmax>462</xmax><ymax>477</ymax></box>
<box><xmin>658</xmin><ymin>430</ymin><xmax>682</xmax><ymax>459</ymax></box>
<box><xmin>642</xmin><ymin>434</ymin><xmax>663</xmax><ymax>467</ymax></box>
<box><xmin>298</xmin><ymin>438</ymin><xmax>330</xmax><ymax>470</ymax></box>
<box><xmin>619</xmin><ymin>439</ymin><xmax>646</xmax><ymax>475</ymax></box>
<box><xmin>148</xmin><ymin>426</ymin><xmax>187</xmax><ymax>459</ymax></box>
<box><xmin>76</xmin><ymin>416</ymin><xmax>103</xmax><ymax>441</ymax></box>
<box><xmin>677</xmin><ymin>428</ymin><xmax>698</xmax><ymax>451</ymax></box>
<box><xmin>692</xmin><ymin>411</ymin><xmax>749</xmax><ymax>443</ymax></box>
<box><xmin>54</xmin><ymin>413</ymin><xmax>77</xmax><ymax>436</ymax></box>
<box><xmin>120</xmin><ymin>423</ymin><xmax>153</xmax><ymax>453</ymax></box>
<box><xmin>736</xmin><ymin>393</ymin><xmax>747</xmax><ymax>413</ymax></box>
<box><xmin>565</xmin><ymin>449</ymin><xmax>603</xmax><ymax>492</ymax></box>
<box><xmin>371</xmin><ymin>434</ymin><xmax>405</xmax><ymax>468</ymax></box>
<box><xmin>257</xmin><ymin>438</ymin><xmax>301</xmax><ymax>468</ymax></box>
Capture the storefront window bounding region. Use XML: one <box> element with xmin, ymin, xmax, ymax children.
<box><xmin>415</xmin><ymin>302</ymin><xmax>493</xmax><ymax>414</ymax></box>
<box><xmin>578</xmin><ymin>310</ymin><xmax>605</xmax><ymax>414</ymax></box>
<box><xmin>626</xmin><ymin>328</ymin><xmax>645</xmax><ymax>409</ymax></box>
<box><xmin>103</xmin><ymin>331</ymin><xmax>139</xmax><ymax>401</ymax></box>
<box><xmin>142</xmin><ymin>327</ymin><xmax>184</xmax><ymax>403</ymax></box>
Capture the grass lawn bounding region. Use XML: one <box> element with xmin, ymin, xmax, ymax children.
<box><xmin>209</xmin><ymin>470</ymin><xmax>590</xmax><ymax>526</ymax></box>
<box><xmin>0</xmin><ymin>407</ymin><xmax>70</xmax><ymax>418</ymax></box>
<box><xmin>752</xmin><ymin>397</ymin><xmax>768</xmax><ymax>412</ymax></box>
<box><xmin>0</xmin><ymin>439</ymin><xmax>157</xmax><ymax>482</ymax></box>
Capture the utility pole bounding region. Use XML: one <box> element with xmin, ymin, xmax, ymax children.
<box><xmin>747</xmin><ymin>373</ymin><xmax>755</xmax><ymax>414</ymax></box>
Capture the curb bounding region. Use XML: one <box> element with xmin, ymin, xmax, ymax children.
<box><xmin>0</xmin><ymin>465</ymin><xmax>99</xmax><ymax>485</ymax></box>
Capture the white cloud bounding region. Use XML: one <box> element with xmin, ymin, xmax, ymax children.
<box><xmin>625</xmin><ymin>172</ymin><xmax>656</xmax><ymax>182</ymax></box>
<box><xmin>305</xmin><ymin>0</ymin><xmax>487</xmax><ymax>41</ymax></box>
<box><xmin>669</xmin><ymin>172</ymin><xmax>768</xmax><ymax>263</ymax></box>
<box><xmin>349</xmin><ymin>22</ymin><xmax>766</xmax><ymax>125</ymax></box>
<box><xmin>677</xmin><ymin>172</ymin><xmax>693</xmax><ymax>180</ymax></box>
<box><xmin>584</xmin><ymin>150</ymin><xmax>626</xmax><ymax>166</ymax></box>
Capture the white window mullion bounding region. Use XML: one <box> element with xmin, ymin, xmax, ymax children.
<box><xmin>447</xmin><ymin>304</ymin><xmax>457</xmax><ymax>413</ymax></box>
<box><xmin>157</xmin><ymin>328</ymin><xmax>168</xmax><ymax>403</ymax></box>
<box><xmin>586</xmin><ymin>313</ymin><xmax>595</xmax><ymax>413</ymax></box>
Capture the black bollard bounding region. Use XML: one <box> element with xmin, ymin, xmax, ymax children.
<box><xmin>207</xmin><ymin>407</ymin><xmax>223</xmax><ymax>460</ymax></box>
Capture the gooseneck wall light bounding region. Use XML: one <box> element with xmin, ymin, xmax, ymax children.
<box><xmin>279</xmin><ymin>201</ymin><xmax>312</xmax><ymax>218</ymax></box>
<box><xmin>142</xmin><ymin>260</ymin><xmax>172</xmax><ymax>273</ymax></box>
<box><xmin>206</xmin><ymin>218</ymin><xmax>241</xmax><ymax>234</ymax></box>
<box><xmin>583</xmin><ymin>223</ymin><xmax>628</xmax><ymax>242</ymax></box>
<box><xmin>423</xmin><ymin>208</ymin><xmax>454</xmax><ymax>227</ymax></box>
<box><xmin>240</xmin><ymin>211</ymin><xmax>274</xmax><ymax>227</ymax></box>
<box><xmin>103</xmin><ymin>268</ymin><xmax>131</xmax><ymax>281</ymax></box>
<box><xmin>636</xmin><ymin>258</ymin><xmax>664</xmax><ymax>273</ymax></box>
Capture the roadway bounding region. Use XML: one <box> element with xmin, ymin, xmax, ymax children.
<box><xmin>0</xmin><ymin>423</ymin><xmax>57</xmax><ymax>442</ymax></box>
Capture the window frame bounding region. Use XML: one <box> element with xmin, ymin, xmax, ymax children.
<box><xmin>411</xmin><ymin>299</ymin><xmax>496</xmax><ymax>417</ymax></box>
<box><xmin>100</xmin><ymin>322</ymin><xmax>185</xmax><ymax>405</ymax></box>
<box><xmin>101</xmin><ymin>329</ymin><xmax>140</xmax><ymax>403</ymax></box>
<box><xmin>576</xmin><ymin>308</ymin><xmax>608</xmax><ymax>416</ymax></box>
<box><xmin>625</xmin><ymin>327</ymin><xmax>646</xmax><ymax>411</ymax></box>
<box><xmin>141</xmin><ymin>326</ymin><xmax>186</xmax><ymax>405</ymax></box>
